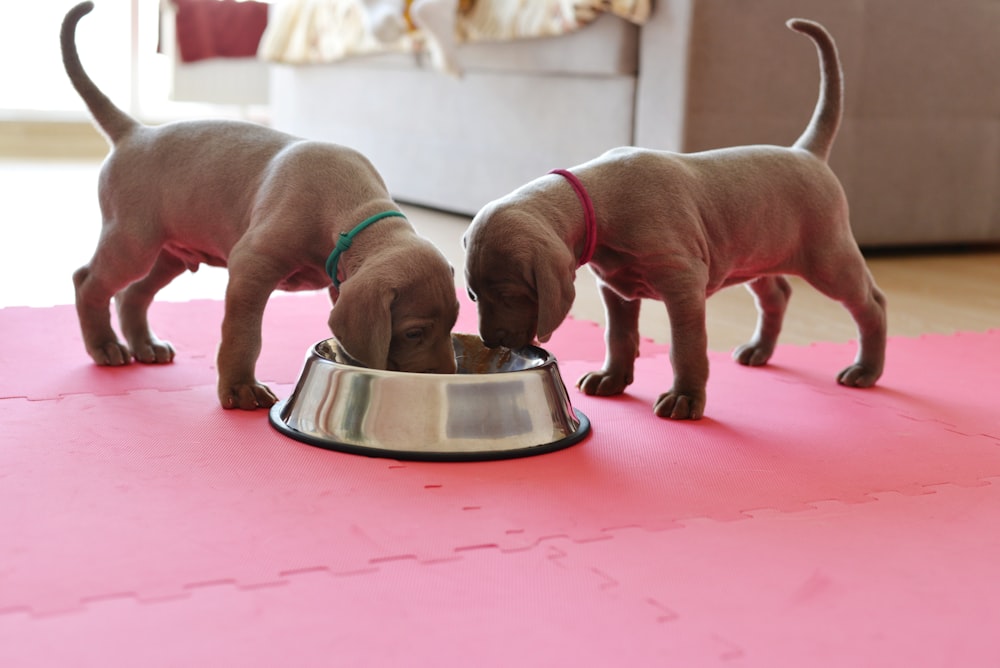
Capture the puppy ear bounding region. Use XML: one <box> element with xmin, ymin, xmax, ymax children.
<box><xmin>328</xmin><ymin>279</ymin><xmax>394</xmax><ymax>369</ymax></box>
<box><xmin>533</xmin><ymin>249</ymin><xmax>576</xmax><ymax>343</ymax></box>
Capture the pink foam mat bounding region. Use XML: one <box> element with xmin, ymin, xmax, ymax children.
<box><xmin>1</xmin><ymin>297</ymin><xmax>998</xmax><ymax>666</ymax></box>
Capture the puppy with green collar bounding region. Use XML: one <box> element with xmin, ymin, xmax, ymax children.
<box><xmin>62</xmin><ymin>2</ymin><xmax>459</xmax><ymax>410</ymax></box>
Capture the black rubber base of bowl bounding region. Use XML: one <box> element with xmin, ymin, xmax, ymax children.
<box><xmin>268</xmin><ymin>403</ymin><xmax>591</xmax><ymax>463</ymax></box>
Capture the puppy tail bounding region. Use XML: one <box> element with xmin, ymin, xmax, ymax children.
<box><xmin>787</xmin><ymin>18</ymin><xmax>842</xmax><ymax>162</ymax></box>
<box><xmin>61</xmin><ymin>2</ymin><xmax>140</xmax><ymax>145</ymax></box>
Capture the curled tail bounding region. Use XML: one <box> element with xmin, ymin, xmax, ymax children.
<box><xmin>61</xmin><ymin>2</ymin><xmax>139</xmax><ymax>144</ymax></box>
<box><xmin>787</xmin><ymin>19</ymin><xmax>842</xmax><ymax>161</ymax></box>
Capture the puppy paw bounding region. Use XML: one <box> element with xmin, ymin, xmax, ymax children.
<box><xmin>219</xmin><ymin>382</ymin><xmax>278</xmax><ymax>411</ymax></box>
<box><xmin>837</xmin><ymin>364</ymin><xmax>881</xmax><ymax>388</ymax></box>
<box><xmin>131</xmin><ymin>338</ymin><xmax>176</xmax><ymax>364</ymax></box>
<box><xmin>89</xmin><ymin>341</ymin><xmax>132</xmax><ymax>367</ymax></box>
<box><xmin>654</xmin><ymin>390</ymin><xmax>706</xmax><ymax>420</ymax></box>
<box><xmin>577</xmin><ymin>369</ymin><xmax>632</xmax><ymax>397</ymax></box>
<box><xmin>732</xmin><ymin>342</ymin><xmax>774</xmax><ymax>367</ymax></box>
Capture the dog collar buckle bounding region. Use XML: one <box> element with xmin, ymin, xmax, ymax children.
<box><xmin>549</xmin><ymin>169</ymin><xmax>597</xmax><ymax>267</ymax></box>
<box><xmin>326</xmin><ymin>210</ymin><xmax>407</xmax><ymax>289</ymax></box>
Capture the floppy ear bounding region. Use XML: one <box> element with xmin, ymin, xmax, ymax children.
<box><xmin>533</xmin><ymin>247</ymin><xmax>576</xmax><ymax>343</ymax></box>
<box><xmin>328</xmin><ymin>279</ymin><xmax>394</xmax><ymax>369</ymax></box>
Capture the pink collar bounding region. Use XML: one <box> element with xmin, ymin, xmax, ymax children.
<box><xmin>549</xmin><ymin>169</ymin><xmax>597</xmax><ymax>266</ymax></box>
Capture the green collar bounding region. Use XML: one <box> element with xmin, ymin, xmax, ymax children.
<box><xmin>325</xmin><ymin>210</ymin><xmax>406</xmax><ymax>288</ymax></box>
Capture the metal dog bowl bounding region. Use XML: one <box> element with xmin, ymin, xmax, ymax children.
<box><xmin>269</xmin><ymin>333</ymin><xmax>590</xmax><ymax>461</ymax></box>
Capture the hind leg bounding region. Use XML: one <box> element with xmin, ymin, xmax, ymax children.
<box><xmin>74</xmin><ymin>225</ymin><xmax>164</xmax><ymax>366</ymax></box>
<box><xmin>115</xmin><ymin>251</ymin><xmax>186</xmax><ymax>363</ymax></box>
<box><xmin>733</xmin><ymin>275</ymin><xmax>792</xmax><ymax>367</ymax></box>
<box><xmin>802</xmin><ymin>249</ymin><xmax>887</xmax><ymax>388</ymax></box>
<box><xmin>836</xmin><ymin>281</ymin><xmax>886</xmax><ymax>387</ymax></box>
<box><xmin>74</xmin><ymin>263</ymin><xmax>131</xmax><ymax>366</ymax></box>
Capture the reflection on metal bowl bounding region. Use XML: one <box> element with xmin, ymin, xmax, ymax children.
<box><xmin>268</xmin><ymin>333</ymin><xmax>590</xmax><ymax>461</ymax></box>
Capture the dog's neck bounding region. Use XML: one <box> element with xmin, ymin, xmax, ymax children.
<box><xmin>526</xmin><ymin>171</ymin><xmax>602</xmax><ymax>267</ymax></box>
<box><xmin>329</xmin><ymin>207</ymin><xmax>414</xmax><ymax>289</ymax></box>
<box><xmin>549</xmin><ymin>169</ymin><xmax>597</xmax><ymax>267</ymax></box>
<box><xmin>326</xmin><ymin>210</ymin><xmax>407</xmax><ymax>289</ymax></box>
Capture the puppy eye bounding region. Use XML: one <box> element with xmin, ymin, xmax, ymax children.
<box><xmin>404</xmin><ymin>328</ymin><xmax>424</xmax><ymax>342</ymax></box>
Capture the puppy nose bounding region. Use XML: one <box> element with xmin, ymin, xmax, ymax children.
<box><xmin>482</xmin><ymin>330</ymin><xmax>506</xmax><ymax>349</ymax></box>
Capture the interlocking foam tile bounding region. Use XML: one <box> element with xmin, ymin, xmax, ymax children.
<box><xmin>760</xmin><ymin>330</ymin><xmax>1000</xmax><ymax>439</ymax></box>
<box><xmin>550</xmin><ymin>479</ymin><xmax>1000</xmax><ymax>666</ymax></box>
<box><xmin>3</xmin><ymin>486</ymin><xmax>998</xmax><ymax>667</ymax></box>
<box><xmin>0</xmin><ymin>546</ymin><xmax>725</xmax><ymax>667</ymax></box>
<box><xmin>0</xmin><ymin>291</ymin><xmax>635</xmax><ymax>401</ymax></box>
<box><xmin>1</xmin><ymin>299</ymin><xmax>999</xmax><ymax>665</ymax></box>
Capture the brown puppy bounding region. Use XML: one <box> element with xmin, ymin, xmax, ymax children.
<box><xmin>463</xmin><ymin>18</ymin><xmax>886</xmax><ymax>420</ymax></box>
<box><xmin>62</xmin><ymin>2</ymin><xmax>459</xmax><ymax>410</ymax></box>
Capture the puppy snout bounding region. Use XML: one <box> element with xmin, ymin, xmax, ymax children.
<box><xmin>432</xmin><ymin>357</ymin><xmax>459</xmax><ymax>374</ymax></box>
<box><xmin>483</xmin><ymin>329</ymin><xmax>529</xmax><ymax>350</ymax></box>
<box><xmin>481</xmin><ymin>329</ymin><xmax>507</xmax><ymax>349</ymax></box>
<box><xmin>393</xmin><ymin>363</ymin><xmax>457</xmax><ymax>374</ymax></box>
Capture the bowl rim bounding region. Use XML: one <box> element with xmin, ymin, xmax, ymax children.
<box><xmin>316</xmin><ymin>333</ymin><xmax>557</xmax><ymax>378</ymax></box>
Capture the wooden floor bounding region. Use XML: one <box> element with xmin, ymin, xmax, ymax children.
<box><xmin>3</xmin><ymin>158</ymin><xmax>998</xmax><ymax>352</ymax></box>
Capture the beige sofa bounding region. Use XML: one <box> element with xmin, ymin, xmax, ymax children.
<box><xmin>269</xmin><ymin>0</ymin><xmax>1000</xmax><ymax>247</ymax></box>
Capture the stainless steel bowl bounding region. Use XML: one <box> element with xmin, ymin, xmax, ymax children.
<box><xmin>269</xmin><ymin>333</ymin><xmax>590</xmax><ymax>461</ymax></box>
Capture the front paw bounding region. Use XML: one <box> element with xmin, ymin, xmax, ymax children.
<box><xmin>219</xmin><ymin>381</ymin><xmax>278</xmax><ymax>410</ymax></box>
<box><xmin>654</xmin><ymin>388</ymin><xmax>706</xmax><ymax>420</ymax></box>
<box><xmin>577</xmin><ymin>368</ymin><xmax>633</xmax><ymax>397</ymax></box>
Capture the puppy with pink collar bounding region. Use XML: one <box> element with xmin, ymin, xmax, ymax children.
<box><xmin>463</xmin><ymin>19</ymin><xmax>886</xmax><ymax>420</ymax></box>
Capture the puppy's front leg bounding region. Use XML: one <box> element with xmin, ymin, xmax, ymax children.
<box><xmin>577</xmin><ymin>283</ymin><xmax>640</xmax><ymax>397</ymax></box>
<box><xmin>217</xmin><ymin>271</ymin><xmax>279</xmax><ymax>410</ymax></box>
<box><xmin>657</xmin><ymin>293</ymin><xmax>709</xmax><ymax>420</ymax></box>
